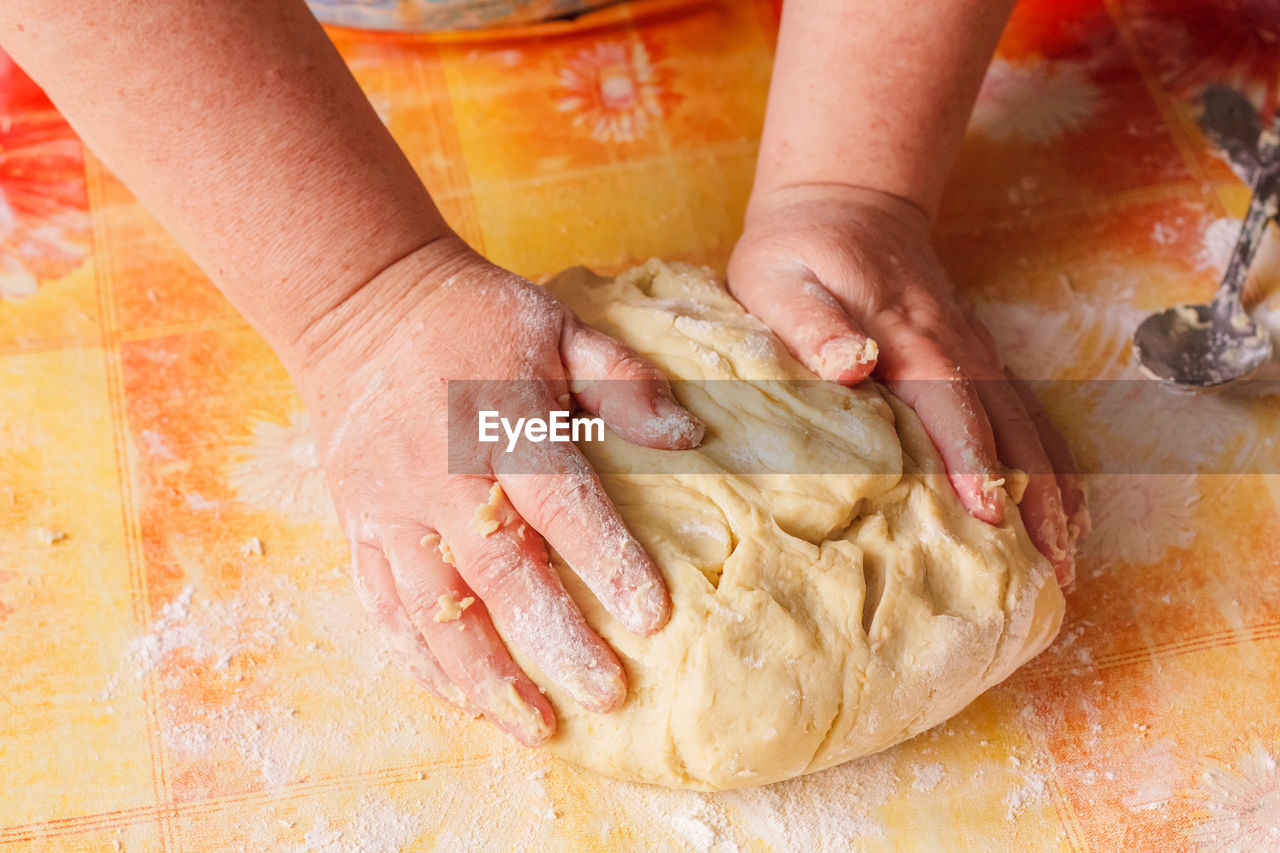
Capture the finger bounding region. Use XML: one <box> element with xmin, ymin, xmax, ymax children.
<box><xmin>970</xmin><ymin>377</ymin><xmax>1073</xmax><ymax>589</ymax></box>
<box><xmin>875</xmin><ymin>334</ymin><xmax>1004</xmax><ymax>524</ymax></box>
<box><xmin>436</xmin><ymin>476</ymin><xmax>629</xmax><ymax>715</ymax></box>
<box><xmin>561</xmin><ymin>320</ymin><xmax>703</xmax><ymax>450</ymax></box>
<box><xmin>380</xmin><ymin>526</ymin><xmax>557</xmax><ymax>746</ymax></box>
<box><xmin>498</xmin><ymin>438</ymin><xmax>671</xmax><ymax>636</ymax></box>
<box><xmin>1006</xmin><ymin>372</ymin><xmax>1091</xmax><ymax>547</ymax></box>
<box><xmin>350</xmin><ymin>542</ymin><xmax>479</xmax><ymax>715</ymax></box>
<box><xmin>727</xmin><ymin>264</ymin><xmax>878</xmax><ymax>383</ymax></box>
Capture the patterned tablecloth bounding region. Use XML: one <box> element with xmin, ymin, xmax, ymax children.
<box><xmin>3</xmin><ymin>0</ymin><xmax>1280</xmax><ymax>850</ymax></box>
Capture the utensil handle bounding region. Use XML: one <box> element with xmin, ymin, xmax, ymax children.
<box><xmin>1213</xmin><ymin>107</ymin><xmax>1280</xmax><ymax>318</ymax></box>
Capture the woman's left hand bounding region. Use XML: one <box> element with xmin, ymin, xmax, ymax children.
<box><xmin>728</xmin><ymin>183</ymin><xmax>1088</xmax><ymax>588</ymax></box>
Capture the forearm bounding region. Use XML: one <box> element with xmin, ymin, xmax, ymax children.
<box><xmin>0</xmin><ymin>0</ymin><xmax>451</xmax><ymax>360</ymax></box>
<box><xmin>753</xmin><ymin>0</ymin><xmax>1015</xmax><ymax>219</ymax></box>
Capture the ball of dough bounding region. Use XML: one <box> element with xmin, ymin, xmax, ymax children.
<box><xmin>511</xmin><ymin>260</ymin><xmax>1062</xmax><ymax>791</ymax></box>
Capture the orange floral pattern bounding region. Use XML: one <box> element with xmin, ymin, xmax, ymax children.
<box><xmin>2</xmin><ymin>1</ymin><xmax>1280</xmax><ymax>850</ymax></box>
<box><xmin>1126</xmin><ymin>0</ymin><xmax>1280</xmax><ymax>110</ymax></box>
<box><xmin>555</xmin><ymin>37</ymin><xmax>675</xmax><ymax>143</ymax></box>
<box><xmin>1190</xmin><ymin>739</ymin><xmax>1280</xmax><ymax>852</ymax></box>
<box><xmin>0</xmin><ymin>54</ymin><xmax>90</xmax><ymax>302</ymax></box>
<box><xmin>972</xmin><ymin>58</ymin><xmax>1102</xmax><ymax>143</ymax></box>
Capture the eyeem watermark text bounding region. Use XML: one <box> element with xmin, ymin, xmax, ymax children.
<box><xmin>478</xmin><ymin>410</ymin><xmax>604</xmax><ymax>453</ymax></box>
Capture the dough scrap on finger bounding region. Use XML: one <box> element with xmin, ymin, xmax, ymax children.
<box><xmin>470</xmin><ymin>483</ymin><xmax>507</xmax><ymax>537</ymax></box>
<box><xmin>433</xmin><ymin>593</ymin><xmax>476</xmax><ymax>623</ymax></box>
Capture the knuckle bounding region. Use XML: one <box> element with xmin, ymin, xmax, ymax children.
<box><xmin>530</xmin><ymin>470</ymin><xmax>596</xmax><ymax>524</ymax></box>
<box><xmin>355</xmin><ymin>583</ymin><xmax>400</xmax><ymax>625</ymax></box>
<box><xmin>1029</xmin><ymin>407</ymin><xmax>1064</xmax><ymax>439</ymax></box>
<box><xmin>464</xmin><ymin>542</ymin><xmax>531</xmax><ymax>597</ymax></box>
<box><xmin>1018</xmin><ymin>449</ymin><xmax>1057</xmax><ymax>477</ymax></box>
<box><xmin>998</xmin><ymin>405</ymin><xmax>1040</xmax><ymax>437</ymax></box>
<box><xmin>604</xmin><ymin>351</ymin><xmax>661</xmax><ymax>384</ymax></box>
<box><xmin>884</xmin><ymin>341</ymin><xmax>960</xmax><ymax>384</ymax></box>
<box><xmin>963</xmin><ymin>346</ymin><xmax>1004</xmax><ymax>379</ymax></box>
<box><xmin>397</xmin><ymin>574</ymin><xmax>443</xmax><ymax>620</ymax></box>
<box><xmin>351</xmin><ymin>550</ymin><xmax>396</xmax><ymax>618</ymax></box>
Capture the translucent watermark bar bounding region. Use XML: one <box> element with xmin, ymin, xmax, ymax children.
<box><xmin>446</xmin><ymin>378</ymin><xmax>1280</xmax><ymax>476</ymax></box>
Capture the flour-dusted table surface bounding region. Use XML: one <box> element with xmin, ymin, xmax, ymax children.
<box><xmin>3</xmin><ymin>0</ymin><xmax>1280</xmax><ymax>849</ymax></box>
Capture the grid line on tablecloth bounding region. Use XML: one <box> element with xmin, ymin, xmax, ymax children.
<box><xmin>1104</xmin><ymin>0</ymin><xmax>1222</xmax><ymax>193</ymax></box>
<box><xmin>52</xmin><ymin>34</ymin><xmax>493</xmax><ymax>852</ymax></box>
<box><xmin>457</xmin><ymin>138</ymin><xmax>760</xmax><ymax>196</ymax></box>
<box><xmin>0</xmin><ymin>754</ymin><xmax>499</xmax><ymax>845</ymax></box>
<box><xmin>0</xmin><ymin>333</ymin><xmax>104</xmax><ymax>359</ymax></box>
<box><xmin>380</xmin><ymin>36</ymin><xmax>489</xmax><ymax>255</ymax></box>
<box><xmin>1019</xmin><ymin>698</ymin><xmax>1092</xmax><ymax>853</ymax></box>
<box><xmin>1027</xmin><ymin>620</ymin><xmax>1280</xmax><ymax>680</ymax></box>
<box><xmin>0</xmin><ymin>317</ymin><xmax>262</xmax><ymax>362</ymax></box>
<box><xmin>84</xmin><ymin>150</ymin><xmax>177</xmax><ymax>853</ymax></box>
<box><xmin>935</xmin><ymin>177</ymin><xmax>1238</xmax><ymax>233</ymax></box>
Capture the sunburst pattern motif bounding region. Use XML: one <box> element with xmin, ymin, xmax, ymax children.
<box><xmin>976</xmin><ymin>294</ymin><xmax>1139</xmax><ymax>381</ymax></box>
<box><xmin>227</xmin><ymin>411</ymin><xmax>335</xmax><ymax>523</ymax></box>
<box><xmin>1084</xmin><ymin>474</ymin><xmax>1200</xmax><ymax>567</ymax></box>
<box><xmin>1127</xmin><ymin>0</ymin><xmax>1280</xmax><ymax>110</ymax></box>
<box><xmin>555</xmin><ymin>39</ymin><xmax>673</xmax><ymax>143</ymax></box>
<box><xmin>970</xmin><ymin>58</ymin><xmax>1102</xmax><ymax>144</ymax></box>
<box><xmin>1190</xmin><ymin>739</ymin><xmax>1280</xmax><ymax>852</ymax></box>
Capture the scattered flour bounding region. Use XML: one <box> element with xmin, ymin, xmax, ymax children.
<box><xmin>285</xmin><ymin>791</ymin><xmax>423</xmax><ymax>853</ymax></box>
<box><xmin>717</xmin><ymin>749</ymin><xmax>898</xmax><ymax>850</ymax></box>
<box><xmin>669</xmin><ymin>801</ymin><xmax>741</xmax><ymax>853</ymax></box>
<box><xmin>33</xmin><ymin>527</ymin><xmax>68</xmax><ymax>545</ymax></box>
<box><xmin>1151</xmin><ymin>222</ymin><xmax>1179</xmax><ymax>246</ymax></box>
<box><xmin>94</xmin><ymin>555</ymin><xmax>1069</xmax><ymax>851</ymax></box>
<box><xmin>1004</xmin><ymin>762</ymin><xmax>1051</xmax><ymax>821</ymax></box>
<box><xmin>912</xmin><ymin>763</ymin><xmax>945</xmax><ymax>793</ymax></box>
<box><xmin>1199</xmin><ymin>216</ymin><xmax>1280</xmax><ymax>275</ymax></box>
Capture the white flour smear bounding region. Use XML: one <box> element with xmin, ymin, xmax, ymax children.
<box><xmin>98</xmin><ymin>565</ymin><xmax>1074</xmax><ymax>850</ymax></box>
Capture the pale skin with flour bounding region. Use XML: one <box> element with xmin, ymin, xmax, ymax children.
<box><xmin>0</xmin><ymin>0</ymin><xmax>1088</xmax><ymax>745</ymax></box>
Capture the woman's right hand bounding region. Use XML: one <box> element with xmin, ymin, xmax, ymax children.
<box><xmin>287</xmin><ymin>236</ymin><xmax>703</xmax><ymax>745</ymax></box>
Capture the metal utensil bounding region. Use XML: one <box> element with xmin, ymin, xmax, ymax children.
<box><xmin>1134</xmin><ymin>89</ymin><xmax>1280</xmax><ymax>387</ymax></box>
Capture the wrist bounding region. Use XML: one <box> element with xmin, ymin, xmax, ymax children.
<box><xmin>277</xmin><ymin>232</ymin><xmax>478</xmax><ymax>387</ymax></box>
<box><xmin>743</xmin><ymin>182</ymin><xmax>933</xmax><ymax>238</ymax></box>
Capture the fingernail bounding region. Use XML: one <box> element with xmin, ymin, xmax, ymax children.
<box><xmin>565</xmin><ymin>659</ymin><xmax>627</xmax><ymax>714</ymax></box>
<box><xmin>486</xmin><ymin>679</ymin><xmax>554</xmax><ymax>744</ymax></box>
<box><xmin>628</xmin><ymin>578</ymin><xmax>671</xmax><ymax>635</ymax></box>
<box><xmin>1057</xmin><ymin>553</ymin><xmax>1077</xmax><ymax>594</ymax></box>
<box><xmin>434</xmin><ymin>678</ymin><xmax>473</xmax><ymax>712</ymax></box>
<box><xmin>975</xmin><ymin>476</ymin><xmax>1006</xmax><ymax>522</ymax></box>
<box><xmin>1069</xmin><ymin>502</ymin><xmax>1093</xmax><ymax>545</ymax></box>
<box><xmin>650</xmin><ymin>396</ymin><xmax>704</xmax><ymax>446</ymax></box>
<box><xmin>1037</xmin><ymin>500</ymin><xmax>1075</xmax><ymax>593</ymax></box>
<box><xmin>1039</xmin><ymin>496</ymin><xmax>1071</xmax><ymax>566</ymax></box>
<box><xmin>611</xmin><ymin>539</ymin><xmax>672</xmax><ymax>634</ymax></box>
<box><xmin>818</xmin><ymin>336</ymin><xmax>878</xmax><ymax>378</ymax></box>
<box><xmin>1067</xmin><ymin>519</ymin><xmax>1082</xmax><ymax>553</ymax></box>
<box><xmin>987</xmin><ymin>489</ymin><xmax>1006</xmax><ymax>521</ymax></box>
<box><xmin>981</xmin><ymin>473</ymin><xmax>1009</xmax><ymax>512</ymax></box>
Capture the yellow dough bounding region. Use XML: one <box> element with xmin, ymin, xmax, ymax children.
<box><xmin>513</xmin><ymin>260</ymin><xmax>1063</xmax><ymax>791</ymax></box>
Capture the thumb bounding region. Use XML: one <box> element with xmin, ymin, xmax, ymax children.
<box><xmin>727</xmin><ymin>262</ymin><xmax>878</xmax><ymax>384</ymax></box>
<box><xmin>560</xmin><ymin>319</ymin><xmax>704</xmax><ymax>450</ymax></box>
